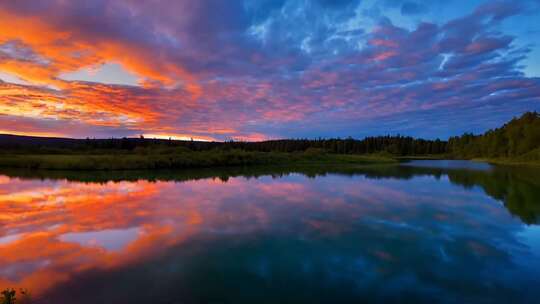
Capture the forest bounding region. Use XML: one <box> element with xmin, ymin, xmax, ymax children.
<box><xmin>448</xmin><ymin>111</ymin><xmax>540</xmax><ymax>162</ymax></box>
<box><xmin>0</xmin><ymin>131</ymin><xmax>448</xmax><ymax>156</ymax></box>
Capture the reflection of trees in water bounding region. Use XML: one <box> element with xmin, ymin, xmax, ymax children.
<box><xmin>348</xmin><ymin>165</ymin><xmax>540</xmax><ymax>225</ymax></box>
<box><xmin>446</xmin><ymin>166</ymin><xmax>540</xmax><ymax>225</ymax></box>
<box><xmin>1</xmin><ymin>163</ymin><xmax>538</xmax><ymax>225</ymax></box>
<box><xmin>336</xmin><ymin>165</ymin><xmax>540</xmax><ymax>225</ymax></box>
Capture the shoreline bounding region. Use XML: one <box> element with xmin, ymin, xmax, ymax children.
<box><xmin>472</xmin><ymin>158</ymin><xmax>540</xmax><ymax>167</ymax></box>
<box><xmin>1</xmin><ymin>152</ymin><xmax>538</xmax><ymax>171</ymax></box>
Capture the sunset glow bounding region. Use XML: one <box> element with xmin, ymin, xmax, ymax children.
<box><xmin>0</xmin><ymin>1</ymin><xmax>538</xmax><ymax>140</ymax></box>
<box><xmin>1</xmin><ymin>4</ymin><xmax>539</xmax><ymax>301</ymax></box>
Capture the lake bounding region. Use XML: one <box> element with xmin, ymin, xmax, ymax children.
<box><xmin>0</xmin><ymin>161</ymin><xmax>539</xmax><ymax>303</ymax></box>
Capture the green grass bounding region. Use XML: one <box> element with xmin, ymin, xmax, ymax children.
<box><xmin>472</xmin><ymin>148</ymin><xmax>540</xmax><ymax>166</ymax></box>
<box><xmin>0</xmin><ymin>150</ymin><xmax>396</xmax><ymax>170</ymax></box>
<box><xmin>473</xmin><ymin>158</ymin><xmax>540</xmax><ymax>167</ymax></box>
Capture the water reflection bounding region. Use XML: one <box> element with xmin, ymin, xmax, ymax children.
<box><xmin>402</xmin><ymin>159</ymin><xmax>493</xmax><ymax>171</ymax></box>
<box><xmin>0</xmin><ymin>162</ymin><xmax>539</xmax><ymax>303</ymax></box>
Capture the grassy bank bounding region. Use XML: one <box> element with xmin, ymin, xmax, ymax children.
<box><xmin>473</xmin><ymin>158</ymin><xmax>540</xmax><ymax>167</ymax></box>
<box><xmin>0</xmin><ymin>149</ymin><xmax>396</xmax><ymax>170</ymax></box>
<box><xmin>472</xmin><ymin>147</ymin><xmax>540</xmax><ymax>166</ymax></box>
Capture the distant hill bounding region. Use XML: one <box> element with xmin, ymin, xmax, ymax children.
<box><xmin>0</xmin><ymin>133</ymin><xmax>221</xmax><ymax>152</ymax></box>
<box><xmin>0</xmin><ymin>134</ymin><xmax>81</xmax><ymax>147</ymax></box>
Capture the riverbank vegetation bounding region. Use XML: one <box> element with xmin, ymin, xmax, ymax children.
<box><xmin>0</xmin><ymin>149</ymin><xmax>396</xmax><ymax>170</ymax></box>
<box><xmin>0</xmin><ymin>288</ymin><xmax>31</xmax><ymax>304</ymax></box>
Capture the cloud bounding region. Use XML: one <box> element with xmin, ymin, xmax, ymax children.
<box><xmin>0</xmin><ymin>0</ymin><xmax>538</xmax><ymax>140</ymax></box>
<box><xmin>400</xmin><ymin>2</ymin><xmax>427</xmax><ymax>15</ymax></box>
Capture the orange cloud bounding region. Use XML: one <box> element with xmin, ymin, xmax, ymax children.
<box><xmin>0</xmin><ymin>10</ymin><xmax>200</xmax><ymax>93</ymax></box>
<box><xmin>0</xmin><ymin>81</ymin><xmax>154</xmax><ymax>127</ymax></box>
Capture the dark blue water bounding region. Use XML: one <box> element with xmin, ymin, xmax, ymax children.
<box><xmin>0</xmin><ymin>161</ymin><xmax>539</xmax><ymax>303</ymax></box>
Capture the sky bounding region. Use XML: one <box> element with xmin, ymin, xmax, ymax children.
<box><xmin>0</xmin><ymin>0</ymin><xmax>539</xmax><ymax>141</ymax></box>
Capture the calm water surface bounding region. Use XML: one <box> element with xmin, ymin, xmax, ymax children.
<box><xmin>0</xmin><ymin>161</ymin><xmax>539</xmax><ymax>303</ymax></box>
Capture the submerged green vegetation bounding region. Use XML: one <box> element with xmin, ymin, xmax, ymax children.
<box><xmin>0</xmin><ymin>112</ymin><xmax>537</xmax><ymax>170</ymax></box>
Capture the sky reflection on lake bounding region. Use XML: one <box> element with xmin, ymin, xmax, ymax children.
<box><xmin>0</xmin><ymin>163</ymin><xmax>539</xmax><ymax>303</ymax></box>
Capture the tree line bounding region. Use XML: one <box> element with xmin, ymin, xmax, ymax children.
<box><xmin>223</xmin><ymin>136</ymin><xmax>447</xmax><ymax>155</ymax></box>
<box><xmin>0</xmin><ymin>134</ymin><xmax>448</xmax><ymax>156</ymax></box>
<box><xmin>0</xmin><ymin>112</ymin><xmax>538</xmax><ymax>159</ymax></box>
<box><xmin>448</xmin><ymin>111</ymin><xmax>540</xmax><ymax>159</ymax></box>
